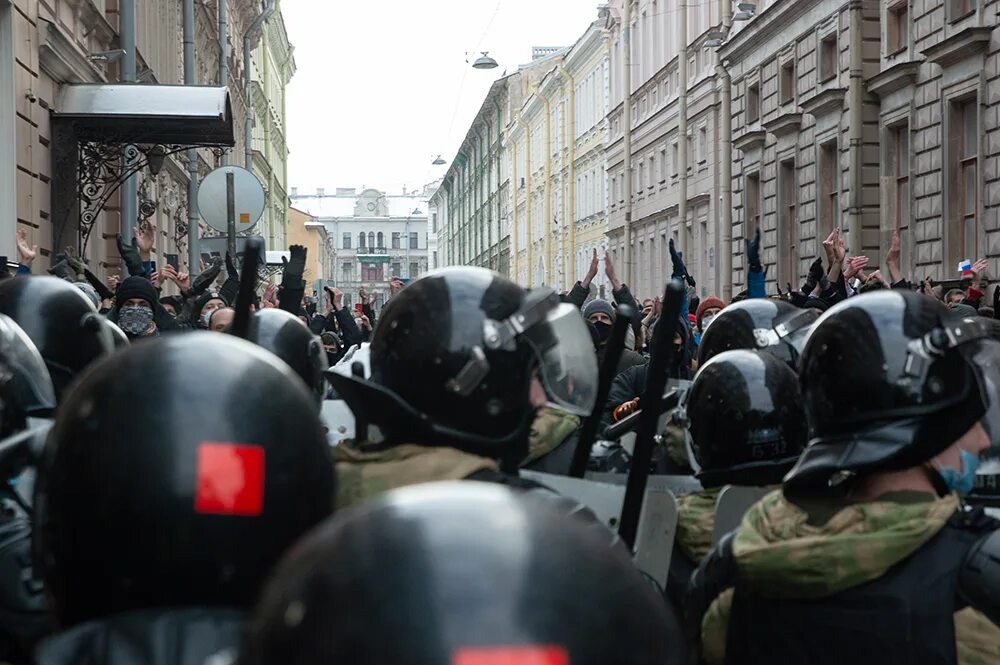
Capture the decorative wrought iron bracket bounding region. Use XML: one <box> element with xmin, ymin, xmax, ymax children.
<box><xmin>76</xmin><ymin>141</ymin><xmax>227</xmax><ymax>255</ymax></box>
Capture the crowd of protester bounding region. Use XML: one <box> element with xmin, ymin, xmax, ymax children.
<box><xmin>0</xmin><ymin>216</ymin><xmax>995</xmax><ymax>664</ymax></box>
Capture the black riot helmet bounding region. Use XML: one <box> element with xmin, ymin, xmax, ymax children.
<box><xmin>696</xmin><ymin>299</ymin><xmax>818</xmax><ymax>369</ymax></box>
<box><xmin>33</xmin><ymin>333</ymin><xmax>334</xmax><ymax>627</ymax></box>
<box><xmin>326</xmin><ymin>267</ymin><xmax>598</xmax><ymax>465</ymax></box>
<box><xmin>244</xmin><ymin>309</ymin><xmax>326</xmax><ymax>406</ymax></box>
<box><xmin>241</xmin><ymin>482</ymin><xmax>677</xmax><ymax>665</ymax></box>
<box><xmin>785</xmin><ymin>290</ymin><xmax>1000</xmax><ymax>492</ymax></box>
<box><xmin>0</xmin><ymin>276</ymin><xmax>113</xmax><ymax>402</ymax></box>
<box><xmin>684</xmin><ymin>350</ymin><xmax>807</xmax><ymax>488</ymax></box>
<box><xmin>0</xmin><ymin>313</ymin><xmax>56</xmax><ymax>418</ymax></box>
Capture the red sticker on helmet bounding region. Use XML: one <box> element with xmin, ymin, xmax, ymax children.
<box><xmin>452</xmin><ymin>646</ymin><xmax>569</xmax><ymax>665</ymax></box>
<box><xmin>194</xmin><ymin>442</ymin><xmax>265</xmax><ymax>516</ymax></box>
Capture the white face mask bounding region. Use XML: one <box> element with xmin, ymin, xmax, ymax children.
<box><xmin>701</xmin><ymin>314</ymin><xmax>716</xmax><ymax>330</ymax></box>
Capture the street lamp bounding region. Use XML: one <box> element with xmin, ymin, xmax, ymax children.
<box><xmin>471</xmin><ymin>52</ymin><xmax>499</xmax><ymax>70</ymax></box>
<box><xmin>432</xmin><ymin>155</ymin><xmax>446</xmax><ymax>165</ymax></box>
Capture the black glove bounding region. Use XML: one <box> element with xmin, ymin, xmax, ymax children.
<box><xmin>47</xmin><ymin>260</ymin><xmax>74</xmax><ymax>281</ymax></box>
<box><xmin>189</xmin><ymin>259</ymin><xmax>223</xmax><ymax>299</ymax></box>
<box><xmin>282</xmin><ymin>245</ymin><xmax>307</xmax><ymax>284</ymax></box>
<box><xmin>115</xmin><ymin>235</ymin><xmax>145</xmax><ymax>277</ymax></box>
<box><xmin>745</xmin><ymin>228</ymin><xmax>762</xmax><ymax>273</ymax></box>
<box><xmin>225</xmin><ymin>252</ymin><xmax>239</xmax><ymax>280</ymax></box>
<box><xmin>802</xmin><ymin>257</ymin><xmax>824</xmax><ymax>294</ymax></box>
<box><xmin>669</xmin><ymin>239</ymin><xmax>687</xmax><ymax>280</ymax></box>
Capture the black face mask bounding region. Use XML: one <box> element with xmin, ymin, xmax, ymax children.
<box><xmin>593</xmin><ymin>321</ymin><xmax>613</xmax><ymax>345</ymax></box>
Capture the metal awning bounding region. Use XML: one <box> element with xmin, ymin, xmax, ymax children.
<box><xmin>53</xmin><ymin>84</ymin><xmax>234</xmax><ymax>146</ymax></box>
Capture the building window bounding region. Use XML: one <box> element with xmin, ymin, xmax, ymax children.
<box><xmin>778</xmin><ymin>160</ymin><xmax>798</xmax><ymax>283</ymax></box>
<box><xmin>887</xmin><ymin>2</ymin><xmax>909</xmax><ymax>54</ymax></box>
<box><xmin>687</xmin><ymin>135</ymin><xmax>694</xmax><ymax>173</ymax></box>
<box><xmin>745</xmin><ymin>173</ymin><xmax>761</xmax><ymax>234</ymax></box>
<box><xmin>698</xmin><ymin>127</ymin><xmax>708</xmax><ymax>165</ymax></box>
<box><xmin>671</xmin><ymin>142</ymin><xmax>679</xmax><ymax>178</ymax></box>
<box><xmin>779</xmin><ymin>60</ymin><xmax>795</xmax><ymax>105</ymax></box>
<box><xmin>377</xmin><ymin>232</ymin><xmax>384</xmax><ymax>249</ymax></box>
<box><xmin>368</xmin><ymin>232</ymin><xmax>375</xmax><ymax>249</ymax></box>
<box><xmin>948</xmin><ymin>0</ymin><xmax>974</xmax><ymax>22</ymax></box>
<box><xmin>342</xmin><ymin>233</ymin><xmax>351</xmax><ymax>249</ymax></box>
<box><xmin>892</xmin><ymin>123</ymin><xmax>910</xmax><ymax>234</ymax></box>
<box><xmin>342</xmin><ymin>262</ymin><xmax>353</xmax><ymax>282</ymax></box>
<box><xmin>361</xmin><ymin>262</ymin><xmax>384</xmax><ymax>282</ymax></box>
<box><xmin>819</xmin><ymin>33</ymin><xmax>837</xmax><ymax>81</ymax></box>
<box><xmin>818</xmin><ymin>141</ymin><xmax>839</xmax><ymax>241</ymax></box>
<box><xmin>391</xmin><ymin>262</ymin><xmax>402</xmax><ymax>277</ymax></box>
<box><xmin>747</xmin><ymin>81</ymin><xmax>760</xmax><ymax>123</ymax></box>
<box><xmin>391</xmin><ymin>232</ymin><xmax>400</xmax><ymax>249</ymax></box>
<box><xmin>409</xmin><ymin>262</ymin><xmax>419</xmax><ymax>278</ymax></box>
<box><xmin>358</xmin><ymin>232</ymin><xmax>366</xmax><ymax>249</ymax></box>
<box><xmin>409</xmin><ymin>232</ymin><xmax>419</xmax><ymax>249</ymax></box>
<box><xmin>648</xmin><ymin>155</ymin><xmax>656</xmax><ymax>188</ymax></box>
<box><xmin>659</xmin><ymin>147</ymin><xmax>667</xmax><ymax>182</ymax></box>
<box><xmin>950</xmin><ymin>98</ymin><xmax>979</xmax><ymax>262</ymax></box>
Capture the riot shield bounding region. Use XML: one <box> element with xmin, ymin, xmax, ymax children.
<box><xmin>711</xmin><ymin>485</ymin><xmax>771</xmax><ymax>546</ymax></box>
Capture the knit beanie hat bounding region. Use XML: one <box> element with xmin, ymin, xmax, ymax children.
<box><xmin>695</xmin><ymin>296</ymin><xmax>726</xmax><ymax>331</ymax></box>
<box><xmin>582</xmin><ymin>298</ymin><xmax>615</xmax><ymax>322</ymax></box>
<box><xmin>115</xmin><ymin>276</ymin><xmax>158</xmax><ymax>310</ymax></box>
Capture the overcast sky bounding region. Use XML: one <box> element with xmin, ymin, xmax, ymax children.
<box><xmin>282</xmin><ymin>0</ymin><xmax>602</xmax><ymax>197</ymax></box>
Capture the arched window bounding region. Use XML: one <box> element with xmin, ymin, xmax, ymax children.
<box><xmin>368</xmin><ymin>232</ymin><xmax>375</xmax><ymax>249</ymax></box>
<box><xmin>358</xmin><ymin>232</ymin><xmax>366</xmax><ymax>248</ymax></box>
<box><xmin>377</xmin><ymin>232</ymin><xmax>384</xmax><ymax>249</ymax></box>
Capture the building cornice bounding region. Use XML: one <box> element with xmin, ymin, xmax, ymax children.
<box><xmin>867</xmin><ymin>61</ymin><xmax>922</xmax><ymax>98</ymax></box>
<box><xmin>921</xmin><ymin>26</ymin><xmax>992</xmax><ymax>67</ymax></box>
<box><xmin>800</xmin><ymin>87</ymin><xmax>847</xmax><ymax>116</ymax></box>
<box><xmin>719</xmin><ymin>0</ymin><xmax>846</xmax><ymax>62</ymax></box>
<box><xmin>762</xmin><ymin>112</ymin><xmax>803</xmax><ymax>138</ymax></box>
<box><xmin>39</xmin><ymin>20</ymin><xmax>106</xmax><ymax>84</ymax></box>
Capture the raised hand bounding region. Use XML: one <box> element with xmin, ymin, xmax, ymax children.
<box><xmin>134</xmin><ymin>219</ymin><xmax>156</xmax><ymax>260</ymax></box>
<box><xmin>582</xmin><ymin>248</ymin><xmax>599</xmax><ymax>287</ymax></box>
<box><xmin>15</xmin><ymin>229</ymin><xmax>36</xmax><ymax>265</ymax></box>
<box><xmin>843</xmin><ymin>256</ymin><xmax>869</xmax><ymax>281</ymax></box>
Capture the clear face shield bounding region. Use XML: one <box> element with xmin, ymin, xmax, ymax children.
<box><xmin>521</xmin><ymin>303</ymin><xmax>599</xmax><ymax>417</ymax></box>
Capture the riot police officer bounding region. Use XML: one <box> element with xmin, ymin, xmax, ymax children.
<box><xmin>0</xmin><ymin>276</ymin><xmax>113</xmax><ymax>402</ymax></box>
<box><xmin>241</xmin><ymin>481</ymin><xmax>679</xmax><ymax>665</ymax></box>
<box><xmin>326</xmin><ymin>267</ymin><xmax>598</xmax><ymax>508</ymax></box>
<box><xmin>243</xmin><ymin>308</ymin><xmax>327</xmax><ymax>406</ymax></box>
<box><xmin>33</xmin><ymin>334</ymin><xmax>334</xmax><ymax>664</ymax></box>
<box><xmin>686</xmin><ymin>291</ymin><xmax>1000</xmax><ymax>665</ymax></box>
<box><xmin>695</xmin><ymin>298</ymin><xmax>818</xmax><ymax>369</ymax></box>
<box><xmin>0</xmin><ymin>314</ymin><xmax>58</xmax><ymax>663</ymax></box>
<box><xmin>667</xmin><ymin>349</ymin><xmax>807</xmax><ymax>607</ymax></box>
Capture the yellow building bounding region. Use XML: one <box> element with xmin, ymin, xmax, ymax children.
<box><xmin>287</xmin><ymin>205</ymin><xmax>331</xmax><ymax>289</ymax></box>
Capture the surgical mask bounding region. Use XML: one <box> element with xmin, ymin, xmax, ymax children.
<box><xmin>701</xmin><ymin>314</ymin><xmax>716</xmax><ymax>330</ymax></box>
<box><xmin>593</xmin><ymin>321</ymin><xmax>612</xmax><ymax>344</ymax></box>
<box><xmin>119</xmin><ymin>305</ymin><xmax>154</xmax><ymax>337</ymax></box>
<box><xmin>934</xmin><ymin>449</ymin><xmax>981</xmax><ymax>497</ymax></box>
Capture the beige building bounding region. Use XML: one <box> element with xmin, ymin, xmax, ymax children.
<box><xmin>605</xmin><ymin>0</ymin><xmax>727</xmax><ymax>301</ymax></box>
<box><xmin>718</xmin><ymin>0</ymin><xmax>1000</xmax><ymax>289</ymax></box>
<box><xmin>718</xmin><ymin>0</ymin><xmax>881</xmax><ymax>293</ymax></box>
<box><xmin>6</xmin><ymin>0</ymin><xmax>291</xmax><ymax>278</ymax></box>
<box><xmin>249</xmin><ymin>1</ymin><xmax>295</xmax><ymax>252</ymax></box>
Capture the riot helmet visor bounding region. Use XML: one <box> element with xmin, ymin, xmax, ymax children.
<box><xmin>522</xmin><ymin>302</ymin><xmax>598</xmax><ymax>416</ymax></box>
